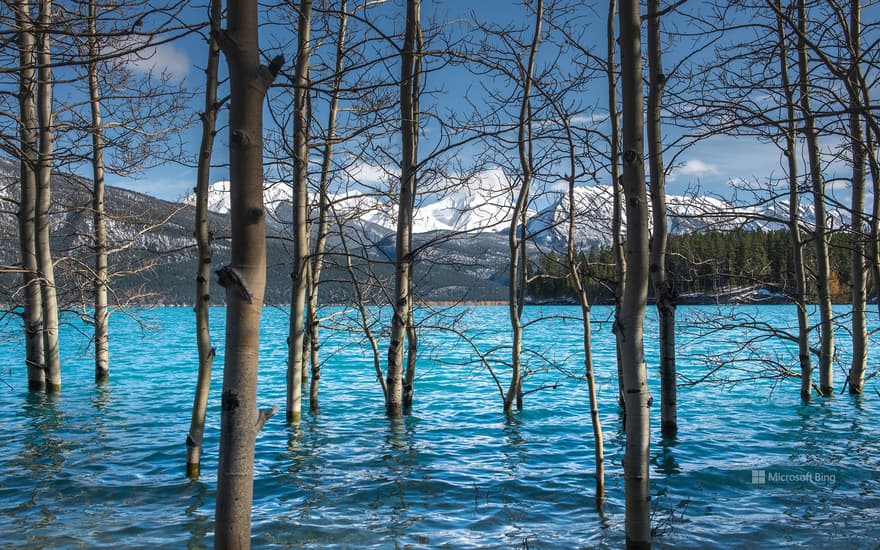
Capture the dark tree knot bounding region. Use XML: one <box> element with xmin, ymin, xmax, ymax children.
<box><xmin>268</xmin><ymin>54</ymin><xmax>285</xmax><ymax>77</ymax></box>
<box><xmin>221</xmin><ymin>390</ymin><xmax>240</xmax><ymax>412</ymax></box>
<box><xmin>231</xmin><ymin>129</ymin><xmax>249</xmax><ymax>145</ymax></box>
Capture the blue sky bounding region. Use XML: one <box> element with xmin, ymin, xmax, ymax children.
<box><xmin>100</xmin><ymin>0</ymin><xmax>870</xmax><ymax>208</ymax></box>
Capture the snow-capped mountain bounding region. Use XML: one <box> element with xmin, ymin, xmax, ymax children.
<box><xmin>182</xmin><ymin>179</ymin><xmax>293</xmax><ymax>215</ymax></box>
<box><xmin>183</xmin><ymin>167</ymin><xmax>524</xmax><ymax>235</ymax></box>
<box><xmin>526</xmin><ymin>186</ymin><xmax>839</xmax><ymax>250</ymax></box>
<box><xmin>183</xmin><ymin>172</ymin><xmax>844</xmax><ymax>252</ymax></box>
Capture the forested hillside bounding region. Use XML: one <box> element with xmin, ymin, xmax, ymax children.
<box><xmin>529</xmin><ymin>228</ymin><xmax>860</xmax><ymax>304</ymax></box>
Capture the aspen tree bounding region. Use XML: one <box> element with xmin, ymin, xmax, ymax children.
<box><xmin>85</xmin><ymin>0</ymin><xmax>109</xmax><ymax>382</ymax></box>
<box><xmin>15</xmin><ymin>0</ymin><xmax>45</xmax><ymax>390</ymax></box>
<box><xmin>287</xmin><ymin>0</ymin><xmax>312</xmax><ymax>425</ymax></box>
<box><xmin>619</xmin><ymin>0</ymin><xmax>652</xmax><ymax>545</ymax></box>
<box><xmin>35</xmin><ymin>0</ymin><xmax>61</xmax><ymax>392</ymax></box>
<box><xmin>505</xmin><ymin>0</ymin><xmax>542</xmax><ymax>413</ymax></box>
<box><xmin>774</xmin><ymin>2</ymin><xmax>812</xmax><ymax>401</ymax></box>
<box><xmin>213</xmin><ymin>0</ymin><xmax>282</xmax><ymax>542</ymax></box>
<box><xmin>186</xmin><ymin>0</ymin><xmax>221</xmax><ymax>479</ymax></box>
<box><xmin>646</xmin><ymin>0</ymin><xmax>676</xmax><ymax>437</ymax></box>
<box><xmin>796</xmin><ymin>0</ymin><xmax>834</xmax><ymax>396</ymax></box>
<box><xmin>386</xmin><ymin>0</ymin><xmax>420</xmax><ymax>418</ymax></box>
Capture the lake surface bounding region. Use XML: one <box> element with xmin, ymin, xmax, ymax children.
<box><xmin>1</xmin><ymin>305</ymin><xmax>878</xmax><ymax>548</ymax></box>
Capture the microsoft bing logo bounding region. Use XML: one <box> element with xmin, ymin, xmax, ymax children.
<box><xmin>749</xmin><ymin>469</ymin><xmax>835</xmax><ymax>485</ymax></box>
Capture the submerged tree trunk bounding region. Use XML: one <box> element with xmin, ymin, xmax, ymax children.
<box><xmin>16</xmin><ymin>0</ymin><xmax>45</xmax><ymax>390</ymax></box>
<box><xmin>646</xmin><ymin>0</ymin><xmax>676</xmax><ymax>438</ymax></box>
<box><xmin>796</xmin><ymin>0</ymin><xmax>834</xmax><ymax>396</ymax></box>
<box><xmin>307</xmin><ymin>1</ymin><xmax>349</xmax><ymax>412</ymax></box>
<box><xmin>186</xmin><ymin>0</ymin><xmax>221</xmax><ymax>479</ymax></box>
<box><xmin>775</xmin><ymin>4</ymin><xmax>812</xmax><ymax>401</ymax></box>
<box><xmin>86</xmin><ymin>0</ymin><xmax>109</xmax><ymax>383</ymax></box>
<box><xmin>505</xmin><ymin>0</ymin><xmax>542</xmax><ymax>413</ymax></box>
<box><xmin>287</xmin><ymin>0</ymin><xmax>312</xmax><ymax>425</ymax></box>
<box><xmin>36</xmin><ymin>0</ymin><xmax>61</xmax><ymax>392</ymax></box>
<box><xmin>558</xmin><ymin>106</ymin><xmax>604</xmax><ymax>506</ymax></box>
<box><xmin>607</xmin><ymin>0</ymin><xmax>626</xmax><ymax>411</ymax></box>
<box><xmin>214</xmin><ymin>0</ymin><xmax>281</xmax><ymax>542</ymax></box>
<box><xmin>868</xmin><ymin>125</ymin><xmax>880</xmax><ymax>325</ymax></box>
<box><xmin>403</xmin><ymin>289</ymin><xmax>417</xmax><ymax>409</ymax></box>
<box><xmin>619</xmin><ymin>0</ymin><xmax>652</xmax><ymax>545</ymax></box>
<box><xmin>846</xmin><ymin>0</ymin><xmax>867</xmax><ymax>395</ymax></box>
<box><xmin>386</xmin><ymin>0</ymin><xmax>420</xmax><ymax>418</ymax></box>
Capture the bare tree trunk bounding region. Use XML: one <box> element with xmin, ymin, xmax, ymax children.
<box><xmin>36</xmin><ymin>0</ymin><xmax>61</xmax><ymax>392</ymax></box>
<box><xmin>341</xmin><ymin>234</ymin><xmax>387</xmax><ymax>401</ymax></box>
<box><xmin>868</xmin><ymin>125</ymin><xmax>880</xmax><ymax>323</ymax></box>
<box><xmin>558</xmin><ymin>109</ymin><xmax>604</xmax><ymax>506</ymax></box>
<box><xmin>646</xmin><ymin>0</ymin><xmax>675</xmax><ymax>438</ymax></box>
<box><xmin>16</xmin><ymin>0</ymin><xmax>45</xmax><ymax>390</ymax></box>
<box><xmin>775</xmin><ymin>3</ymin><xmax>812</xmax><ymax>401</ymax></box>
<box><xmin>287</xmin><ymin>0</ymin><xmax>312</xmax><ymax>425</ymax></box>
<box><xmin>402</xmin><ymin>15</ymin><xmax>424</xmax><ymax>413</ymax></box>
<box><xmin>797</xmin><ymin>0</ymin><xmax>834</xmax><ymax>397</ymax></box>
<box><xmin>846</xmin><ymin>0</ymin><xmax>867</xmax><ymax>395</ymax></box>
<box><xmin>186</xmin><ymin>0</ymin><xmax>221</xmax><ymax>479</ymax></box>
<box><xmin>607</xmin><ymin>0</ymin><xmax>626</xmax><ymax>411</ymax></box>
<box><xmin>403</xmin><ymin>288</ymin><xmax>416</xmax><ymax>409</ymax></box>
<box><xmin>386</xmin><ymin>0</ymin><xmax>420</xmax><ymax>418</ymax></box>
<box><xmin>213</xmin><ymin>0</ymin><xmax>281</xmax><ymax>542</ymax></box>
<box><xmin>307</xmin><ymin>16</ymin><xmax>349</xmax><ymax>408</ymax></box>
<box><xmin>619</xmin><ymin>0</ymin><xmax>652</xmax><ymax>545</ymax></box>
<box><xmin>505</xmin><ymin>0</ymin><xmax>542</xmax><ymax>413</ymax></box>
<box><xmin>86</xmin><ymin>0</ymin><xmax>109</xmax><ymax>383</ymax></box>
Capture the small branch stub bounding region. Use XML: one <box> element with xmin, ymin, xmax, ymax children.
<box><xmin>216</xmin><ymin>266</ymin><xmax>253</xmax><ymax>303</ymax></box>
<box><xmin>256</xmin><ymin>405</ymin><xmax>279</xmax><ymax>432</ymax></box>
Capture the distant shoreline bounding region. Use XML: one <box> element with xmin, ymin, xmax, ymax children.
<box><xmin>141</xmin><ymin>297</ymin><xmax>870</xmax><ymax>307</ymax></box>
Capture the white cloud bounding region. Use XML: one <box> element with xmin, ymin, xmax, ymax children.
<box><xmin>675</xmin><ymin>159</ymin><xmax>720</xmax><ymax>177</ymax></box>
<box><xmin>125</xmin><ymin>43</ymin><xmax>191</xmax><ymax>81</ymax></box>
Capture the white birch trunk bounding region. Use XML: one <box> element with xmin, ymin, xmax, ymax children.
<box><xmin>797</xmin><ymin>0</ymin><xmax>834</xmax><ymax>396</ymax></box>
<box><xmin>505</xmin><ymin>0</ymin><xmax>542</xmax><ymax>413</ymax></box>
<box><xmin>846</xmin><ymin>0</ymin><xmax>867</xmax><ymax>395</ymax></box>
<box><xmin>775</xmin><ymin>3</ymin><xmax>812</xmax><ymax>401</ymax></box>
<box><xmin>646</xmin><ymin>0</ymin><xmax>676</xmax><ymax>438</ymax></box>
<box><xmin>186</xmin><ymin>0</ymin><xmax>221</xmax><ymax>479</ymax></box>
<box><xmin>619</xmin><ymin>0</ymin><xmax>652</xmax><ymax>545</ymax></box>
<box><xmin>16</xmin><ymin>0</ymin><xmax>45</xmax><ymax>390</ymax></box>
<box><xmin>86</xmin><ymin>0</ymin><xmax>109</xmax><ymax>383</ymax></box>
<box><xmin>36</xmin><ymin>0</ymin><xmax>61</xmax><ymax>392</ymax></box>
<box><xmin>214</xmin><ymin>0</ymin><xmax>281</xmax><ymax>542</ymax></box>
<box><xmin>287</xmin><ymin>0</ymin><xmax>312</xmax><ymax>425</ymax></box>
<box><xmin>387</xmin><ymin>0</ymin><xmax>420</xmax><ymax>418</ymax></box>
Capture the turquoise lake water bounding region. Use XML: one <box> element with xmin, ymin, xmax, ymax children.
<box><xmin>0</xmin><ymin>305</ymin><xmax>878</xmax><ymax>548</ymax></box>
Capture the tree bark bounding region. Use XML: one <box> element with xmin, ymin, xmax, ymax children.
<box><xmin>386</xmin><ymin>0</ymin><xmax>420</xmax><ymax>418</ymax></box>
<box><xmin>646</xmin><ymin>0</ymin><xmax>676</xmax><ymax>438</ymax></box>
<box><xmin>558</xmin><ymin>107</ymin><xmax>604</xmax><ymax>506</ymax></box>
<box><xmin>868</xmin><ymin>123</ymin><xmax>880</xmax><ymax>326</ymax></box>
<box><xmin>846</xmin><ymin>0</ymin><xmax>867</xmax><ymax>395</ymax></box>
<box><xmin>607</xmin><ymin>0</ymin><xmax>626</xmax><ymax>411</ymax></box>
<box><xmin>16</xmin><ymin>0</ymin><xmax>45</xmax><ymax>391</ymax></box>
<box><xmin>306</xmin><ymin>2</ymin><xmax>348</xmax><ymax>412</ymax></box>
<box><xmin>796</xmin><ymin>0</ymin><xmax>834</xmax><ymax>397</ymax></box>
<box><xmin>505</xmin><ymin>0</ymin><xmax>543</xmax><ymax>413</ymax></box>
<box><xmin>214</xmin><ymin>0</ymin><xmax>281</xmax><ymax>543</ymax></box>
<box><xmin>619</xmin><ymin>0</ymin><xmax>652</xmax><ymax>546</ymax></box>
<box><xmin>186</xmin><ymin>0</ymin><xmax>221</xmax><ymax>479</ymax></box>
<box><xmin>287</xmin><ymin>0</ymin><xmax>312</xmax><ymax>425</ymax></box>
<box><xmin>36</xmin><ymin>0</ymin><xmax>61</xmax><ymax>392</ymax></box>
<box><xmin>775</xmin><ymin>3</ymin><xmax>812</xmax><ymax>401</ymax></box>
<box><xmin>86</xmin><ymin>0</ymin><xmax>109</xmax><ymax>383</ymax></box>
